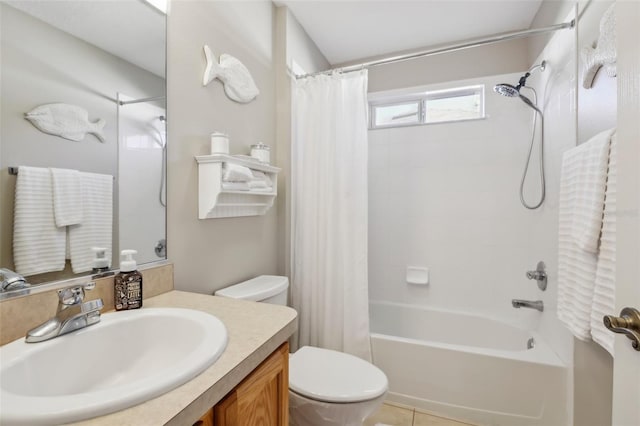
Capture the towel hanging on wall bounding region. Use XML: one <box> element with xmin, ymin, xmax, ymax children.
<box><xmin>557</xmin><ymin>128</ymin><xmax>616</xmax><ymax>343</ymax></box>
<box><xmin>13</xmin><ymin>166</ymin><xmax>66</xmax><ymax>276</ymax></box>
<box><xmin>590</xmin><ymin>132</ymin><xmax>617</xmax><ymax>355</ymax></box>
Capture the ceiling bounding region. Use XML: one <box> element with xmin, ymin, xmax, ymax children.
<box><xmin>276</xmin><ymin>0</ymin><xmax>544</xmax><ymax>65</ymax></box>
<box><xmin>6</xmin><ymin>0</ymin><xmax>166</xmax><ymax>78</ymax></box>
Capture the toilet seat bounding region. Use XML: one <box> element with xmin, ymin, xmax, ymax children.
<box><xmin>289</xmin><ymin>346</ymin><xmax>388</xmax><ymax>403</ymax></box>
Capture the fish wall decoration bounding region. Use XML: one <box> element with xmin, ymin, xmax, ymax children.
<box><xmin>24</xmin><ymin>103</ymin><xmax>106</xmax><ymax>143</ymax></box>
<box><xmin>202</xmin><ymin>45</ymin><xmax>259</xmax><ymax>103</ymax></box>
<box><xmin>581</xmin><ymin>3</ymin><xmax>616</xmax><ymax>89</ymax></box>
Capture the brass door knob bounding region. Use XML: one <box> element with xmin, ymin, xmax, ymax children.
<box><xmin>603</xmin><ymin>307</ymin><xmax>640</xmax><ymax>351</ymax></box>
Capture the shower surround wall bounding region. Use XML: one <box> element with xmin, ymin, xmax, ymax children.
<box><xmin>369</xmin><ymin>72</ymin><xmax>549</xmax><ymax>330</ymax></box>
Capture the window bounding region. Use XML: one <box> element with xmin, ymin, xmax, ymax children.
<box><xmin>371</xmin><ymin>100</ymin><xmax>421</xmax><ymax>128</ymax></box>
<box><xmin>369</xmin><ymin>85</ymin><xmax>484</xmax><ymax>129</ymax></box>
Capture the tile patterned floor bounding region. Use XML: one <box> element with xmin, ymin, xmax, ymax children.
<box><xmin>364</xmin><ymin>402</ymin><xmax>477</xmax><ymax>426</ymax></box>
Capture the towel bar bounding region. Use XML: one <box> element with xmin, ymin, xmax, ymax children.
<box><xmin>8</xmin><ymin>167</ymin><xmax>115</xmax><ymax>180</ymax></box>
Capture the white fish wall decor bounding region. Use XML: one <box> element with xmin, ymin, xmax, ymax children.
<box><xmin>24</xmin><ymin>103</ymin><xmax>106</xmax><ymax>143</ymax></box>
<box><xmin>581</xmin><ymin>3</ymin><xmax>616</xmax><ymax>89</ymax></box>
<box><xmin>202</xmin><ymin>45</ymin><xmax>259</xmax><ymax>103</ymax></box>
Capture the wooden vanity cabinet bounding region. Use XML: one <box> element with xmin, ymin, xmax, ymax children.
<box><xmin>194</xmin><ymin>408</ymin><xmax>214</xmax><ymax>426</ymax></box>
<box><xmin>209</xmin><ymin>342</ymin><xmax>289</xmax><ymax>426</ymax></box>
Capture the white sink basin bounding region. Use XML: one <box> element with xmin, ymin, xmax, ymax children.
<box><xmin>0</xmin><ymin>307</ymin><xmax>228</xmax><ymax>425</ymax></box>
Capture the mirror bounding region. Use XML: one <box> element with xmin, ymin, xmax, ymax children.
<box><xmin>0</xmin><ymin>0</ymin><xmax>167</xmax><ymax>289</ymax></box>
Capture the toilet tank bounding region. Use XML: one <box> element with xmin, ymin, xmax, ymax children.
<box><xmin>214</xmin><ymin>275</ymin><xmax>289</xmax><ymax>305</ymax></box>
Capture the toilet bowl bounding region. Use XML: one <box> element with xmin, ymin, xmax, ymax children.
<box><xmin>215</xmin><ymin>275</ymin><xmax>388</xmax><ymax>425</ymax></box>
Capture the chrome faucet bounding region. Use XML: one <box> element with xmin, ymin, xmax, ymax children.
<box><xmin>25</xmin><ymin>282</ymin><xmax>104</xmax><ymax>343</ymax></box>
<box><xmin>0</xmin><ymin>268</ymin><xmax>29</xmax><ymax>291</ymax></box>
<box><xmin>512</xmin><ymin>299</ymin><xmax>544</xmax><ymax>312</ymax></box>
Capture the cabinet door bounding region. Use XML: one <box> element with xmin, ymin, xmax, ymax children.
<box><xmin>214</xmin><ymin>343</ymin><xmax>289</xmax><ymax>426</ymax></box>
<box><xmin>194</xmin><ymin>408</ymin><xmax>214</xmax><ymax>426</ymax></box>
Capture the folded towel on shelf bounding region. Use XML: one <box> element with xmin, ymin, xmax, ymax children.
<box><xmin>557</xmin><ymin>129</ymin><xmax>614</xmax><ymax>340</ymax></box>
<box><xmin>222</xmin><ymin>181</ymin><xmax>250</xmax><ymax>191</ymax></box>
<box><xmin>50</xmin><ymin>168</ymin><xmax>83</xmax><ymax>227</ymax></box>
<box><xmin>13</xmin><ymin>166</ymin><xmax>66</xmax><ymax>276</ymax></box>
<box><xmin>69</xmin><ymin>172</ymin><xmax>113</xmax><ymax>274</ymax></box>
<box><xmin>591</xmin><ymin>132</ymin><xmax>617</xmax><ymax>356</ymax></box>
<box><xmin>248</xmin><ymin>179</ymin><xmax>270</xmax><ymax>189</ymax></box>
<box><xmin>569</xmin><ymin>128</ymin><xmax>615</xmax><ymax>253</ymax></box>
<box><xmin>249</xmin><ymin>187</ymin><xmax>274</xmax><ymax>193</ymax></box>
<box><xmin>251</xmin><ymin>170</ymin><xmax>272</xmax><ymax>186</ymax></box>
<box><xmin>222</xmin><ymin>163</ymin><xmax>253</xmax><ymax>182</ymax></box>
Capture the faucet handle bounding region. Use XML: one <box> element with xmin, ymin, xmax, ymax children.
<box><xmin>525</xmin><ymin>261</ymin><xmax>547</xmax><ymax>291</ymax></box>
<box><xmin>57</xmin><ymin>282</ymin><xmax>96</xmax><ymax>306</ymax></box>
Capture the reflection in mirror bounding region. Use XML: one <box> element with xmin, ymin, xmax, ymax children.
<box><xmin>0</xmin><ymin>0</ymin><xmax>167</xmax><ymax>291</ymax></box>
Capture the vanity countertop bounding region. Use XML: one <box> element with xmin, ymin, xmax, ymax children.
<box><xmin>69</xmin><ymin>290</ymin><xmax>298</xmax><ymax>426</ymax></box>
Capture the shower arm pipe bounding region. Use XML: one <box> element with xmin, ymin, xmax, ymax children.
<box><xmin>118</xmin><ymin>95</ymin><xmax>165</xmax><ymax>106</ymax></box>
<box><xmin>296</xmin><ymin>20</ymin><xmax>575</xmax><ymax>79</ymax></box>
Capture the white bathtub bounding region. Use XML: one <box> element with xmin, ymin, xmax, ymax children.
<box><xmin>369</xmin><ymin>301</ymin><xmax>569</xmax><ymax>426</ymax></box>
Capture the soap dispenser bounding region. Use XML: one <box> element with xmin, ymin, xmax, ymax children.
<box><xmin>115</xmin><ymin>249</ymin><xmax>143</xmax><ymax>311</ymax></box>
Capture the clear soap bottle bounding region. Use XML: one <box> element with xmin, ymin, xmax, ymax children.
<box><xmin>114</xmin><ymin>249</ymin><xmax>143</xmax><ymax>311</ymax></box>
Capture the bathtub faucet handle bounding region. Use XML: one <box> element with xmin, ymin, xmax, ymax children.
<box><xmin>526</xmin><ymin>261</ymin><xmax>547</xmax><ymax>291</ymax></box>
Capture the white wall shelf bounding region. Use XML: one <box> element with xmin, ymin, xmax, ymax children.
<box><xmin>195</xmin><ymin>154</ymin><xmax>280</xmax><ymax>219</ymax></box>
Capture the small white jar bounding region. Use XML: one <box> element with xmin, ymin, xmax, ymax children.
<box><xmin>210</xmin><ymin>132</ymin><xmax>229</xmax><ymax>154</ymax></box>
<box><xmin>250</xmin><ymin>142</ymin><xmax>270</xmax><ymax>163</ymax></box>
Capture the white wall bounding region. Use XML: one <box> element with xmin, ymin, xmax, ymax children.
<box><xmin>365</xmin><ymin>38</ymin><xmax>530</xmax><ymax>92</ymax></box>
<box><xmin>284</xmin><ymin>8</ymin><xmax>330</xmax><ymax>75</ymax></box>
<box><xmin>167</xmin><ymin>1</ymin><xmax>279</xmax><ymax>294</ymax></box>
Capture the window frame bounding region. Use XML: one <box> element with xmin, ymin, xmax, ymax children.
<box><xmin>369</xmin><ymin>84</ymin><xmax>485</xmax><ymax>130</ymax></box>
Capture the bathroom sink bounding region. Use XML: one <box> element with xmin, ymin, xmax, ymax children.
<box><xmin>0</xmin><ymin>307</ymin><xmax>228</xmax><ymax>425</ymax></box>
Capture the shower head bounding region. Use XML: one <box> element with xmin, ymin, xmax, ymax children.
<box><xmin>493</xmin><ymin>60</ymin><xmax>547</xmax><ymax>99</ymax></box>
<box><xmin>494</xmin><ymin>83</ymin><xmax>520</xmax><ymax>97</ymax></box>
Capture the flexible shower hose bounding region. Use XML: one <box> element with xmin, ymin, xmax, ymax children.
<box><xmin>519</xmin><ymin>87</ymin><xmax>545</xmax><ymax>210</ymax></box>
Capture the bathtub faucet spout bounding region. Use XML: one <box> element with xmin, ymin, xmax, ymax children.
<box><xmin>512</xmin><ymin>299</ymin><xmax>544</xmax><ymax>312</ymax></box>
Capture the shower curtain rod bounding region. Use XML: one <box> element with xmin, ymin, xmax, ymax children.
<box><xmin>118</xmin><ymin>95</ymin><xmax>165</xmax><ymax>106</ymax></box>
<box><xmin>295</xmin><ymin>20</ymin><xmax>575</xmax><ymax>79</ymax></box>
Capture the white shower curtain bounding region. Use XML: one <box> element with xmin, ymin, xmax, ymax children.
<box><xmin>291</xmin><ymin>70</ymin><xmax>371</xmax><ymax>361</ymax></box>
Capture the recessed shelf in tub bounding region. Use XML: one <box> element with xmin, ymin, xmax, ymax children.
<box><xmin>195</xmin><ymin>154</ymin><xmax>280</xmax><ymax>219</ymax></box>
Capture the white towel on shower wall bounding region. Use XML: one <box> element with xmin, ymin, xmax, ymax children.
<box><xmin>13</xmin><ymin>166</ymin><xmax>66</xmax><ymax>276</ymax></box>
<box><xmin>569</xmin><ymin>128</ymin><xmax>614</xmax><ymax>253</ymax></box>
<box><xmin>68</xmin><ymin>172</ymin><xmax>113</xmax><ymax>273</ymax></box>
<box><xmin>557</xmin><ymin>129</ymin><xmax>613</xmax><ymax>340</ymax></box>
<box><xmin>591</xmin><ymin>132</ymin><xmax>617</xmax><ymax>356</ymax></box>
<box><xmin>50</xmin><ymin>168</ymin><xmax>83</xmax><ymax>227</ymax></box>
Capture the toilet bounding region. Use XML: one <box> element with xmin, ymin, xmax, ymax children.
<box><xmin>215</xmin><ymin>275</ymin><xmax>388</xmax><ymax>426</ymax></box>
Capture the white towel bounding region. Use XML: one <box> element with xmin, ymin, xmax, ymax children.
<box><xmin>222</xmin><ymin>163</ymin><xmax>253</xmax><ymax>182</ymax></box>
<box><xmin>557</xmin><ymin>129</ymin><xmax>613</xmax><ymax>340</ymax></box>
<box><xmin>69</xmin><ymin>172</ymin><xmax>113</xmax><ymax>274</ymax></box>
<box><xmin>248</xmin><ymin>179</ymin><xmax>269</xmax><ymax>189</ymax></box>
<box><xmin>222</xmin><ymin>181</ymin><xmax>250</xmax><ymax>191</ymax></box>
<box><xmin>569</xmin><ymin>128</ymin><xmax>615</xmax><ymax>253</ymax></box>
<box><xmin>251</xmin><ymin>170</ymin><xmax>272</xmax><ymax>186</ymax></box>
<box><xmin>591</xmin><ymin>132</ymin><xmax>617</xmax><ymax>355</ymax></box>
<box><xmin>50</xmin><ymin>168</ymin><xmax>83</xmax><ymax>227</ymax></box>
<box><xmin>13</xmin><ymin>166</ymin><xmax>66</xmax><ymax>276</ymax></box>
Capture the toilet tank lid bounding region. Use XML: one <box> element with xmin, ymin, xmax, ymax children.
<box><xmin>214</xmin><ymin>275</ymin><xmax>289</xmax><ymax>301</ymax></box>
